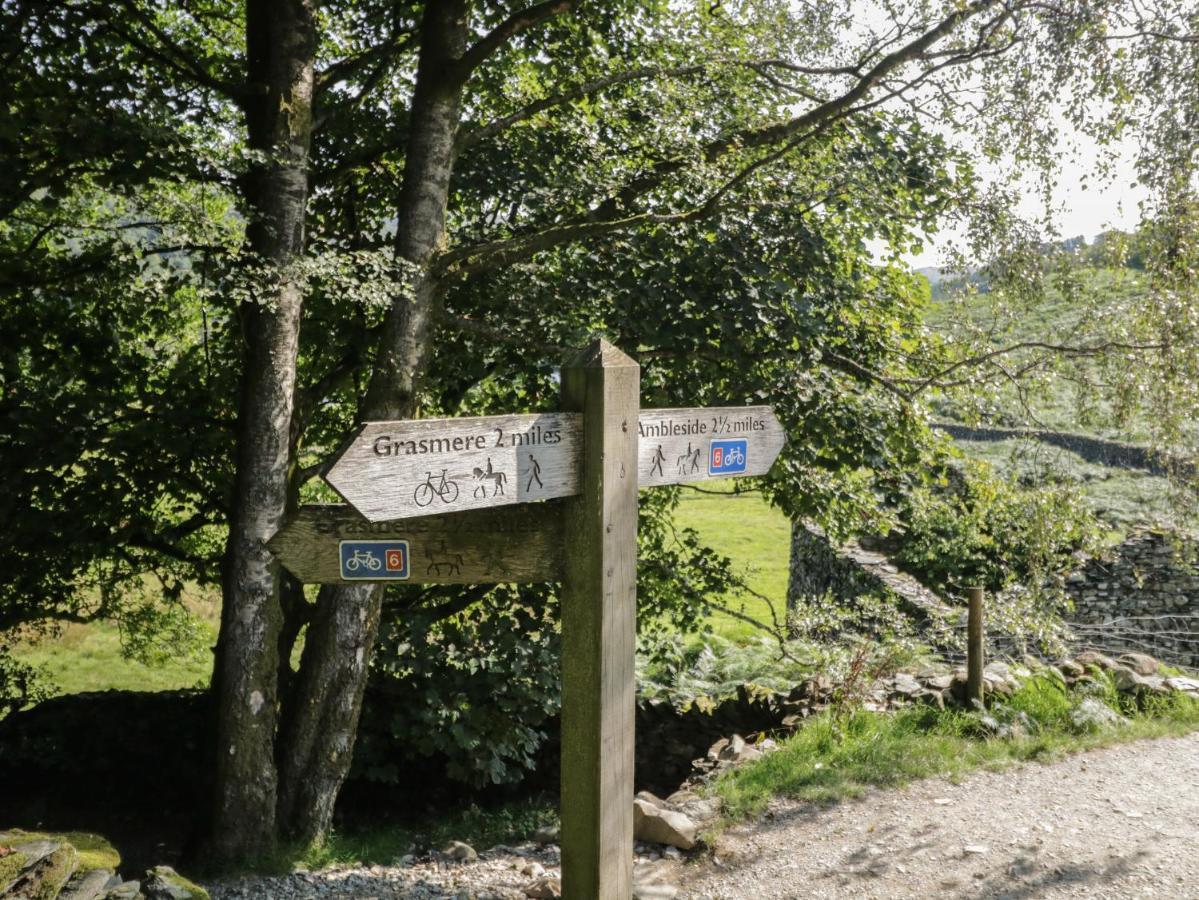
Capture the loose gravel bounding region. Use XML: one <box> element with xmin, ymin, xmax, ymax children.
<box><xmin>681</xmin><ymin>731</ymin><xmax>1199</xmax><ymax>899</ymax></box>
<box><xmin>206</xmin><ymin>731</ymin><xmax>1199</xmax><ymax>899</ymax></box>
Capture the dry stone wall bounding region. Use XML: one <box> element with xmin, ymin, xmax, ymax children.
<box><xmin>1065</xmin><ymin>529</ymin><xmax>1199</xmax><ymax>668</ymax></box>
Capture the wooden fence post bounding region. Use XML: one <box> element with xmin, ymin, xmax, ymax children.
<box><xmin>560</xmin><ymin>338</ymin><xmax>639</xmax><ymax>900</ymax></box>
<box><xmin>966</xmin><ymin>585</ymin><xmax>985</xmax><ymax>706</ymax></box>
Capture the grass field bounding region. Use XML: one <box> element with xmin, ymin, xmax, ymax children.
<box><xmin>12</xmin><ymin>586</ymin><xmax>219</xmax><ymax>696</ymax></box>
<box><xmin>671</xmin><ymin>485</ymin><xmax>791</xmax><ymax>643</ymax></box>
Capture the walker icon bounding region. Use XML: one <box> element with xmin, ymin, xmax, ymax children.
<box><xmin>709</xmin><ymin>438</ymin><xmax>748</xmax><ymax>475</ymax></box>
<box><xmin>339</xmin><ymin>540</ymin><xmax>410</xmax><ymax>580</ymax></box>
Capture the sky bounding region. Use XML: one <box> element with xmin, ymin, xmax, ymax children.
<box><xmin>904</xmin><ymin>115</ymin><xmax>1149</xmax><ymax>270</ymax></box>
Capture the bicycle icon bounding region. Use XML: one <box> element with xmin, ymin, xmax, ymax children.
<box><xmin>414</xmin><ymin>469</ymin><xmax>459</xmax><ymax>507</ymax></box>
<box><xmin>723</xmin><ymin>446</ymin><xmax>745</xmax><ymax>467</ymax></box>
<box><xmin>343</xmin><ymin>549</ymin><xmax>382</xmax><ymax>572</ymax></box>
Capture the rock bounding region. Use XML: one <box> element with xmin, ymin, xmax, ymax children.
<box><xmin>705</xmin><ymin>738</ymin><xmax>729</xmax><ymax>761</ymax></box>
<box><xmin>663</xmin><ymin>791</ymin><xmax>721</xmax><ymax>826</ymax></box>
<box><xmin>890</xmin><ymin>673</ymin><xmax>922</xmax><ymax>696</ymax></box>
<box><xmin>441</xmin><ymin>841</ymin><xmax>479</xmax><ymax>863</ymax></box>
<box><xmin>521</xmin><ymin>862</ymin><xmax>545</xmax><ymax>878</ymax></box>
<box><xmin>1056</xmin><ymin>659</ymin><xmax>1086</xmax><ymax>679</ymax></box>
<box><xmin>524</xmin><ymin>876</ymin><xmax>562</xmax><ymax>899</ymax></box>
<box><xmin>635</xmin><ymin>790</ymin><xmax>669</xmax><ymax>808</ymax></box>
<box><xmin>1117</xmin><ymin>653</ymin><xmax>1161</xmax><ymax>676</ymax></box>
<box><xmin>1112</xmin><ymin>666</ymin><xmax>1168</xmax><ymax>694</ymax></box>
<box><xmin>716</xmin><ymin>734</ymin><xmax>762</xmax><ymax>765</ymax></box>
<box><xmin>633</xmin><ymin>797</ymin><xmax>698</xmax><ymax>850</ymax></box>
<box><xmin>1071</xmin><ymin>698</ymin><xmax>1123</xmax><ymax>731</ymax></box>
<box><xmin>4</xmin><ymin>843</ymin><xmax>78</xmax><ymax>900</ymax></box>
<box><xmin>531</xmin><ymin>824</ymin><xmax>560</xmax><ymax>845</ymax></box>
<box><xmin>141</xmin><ymin>866</ymin><xmax>209</xmax><ymax>900</ymax></box>
<box><xmin>925</xmin><ymin>674</ymin><xmax>954</xmax><ymax>691</ymax></box>
<box><xmin>1074</xmin><ymin>651</ymin><xmax>1119</xmax><ymax>671</ymax></box>
<box><xmin>7</xmin><ymin>840</ymin><xmax>59</xmax><ymax>865</ymax></box>
<box><xmin>915</xmin><ymin>689</ymin><xmax>945</xmax><ymax>710</ymax></box>
<box><xmin>1166</xmin><ymin>676</ymin><xmax>1199</xmax><ymax>693</ymax></box>
<box><xmin>102</xmin><ymin>881</ymin><xmax>141</xmax><ymax>900</ymax></box>
<box><xmin>60</xmin><ymin>869</ymin><xmax>116</xmax><ymax>900</ymax></box>
<box><xmin>983</xmin><ymin>662</ymin><xmax>1012</xmax><ymax>681</ymax></box>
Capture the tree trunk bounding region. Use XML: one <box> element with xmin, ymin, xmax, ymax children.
<box><xmin>210</xmin><ymin>0</ymin><xmax>316</xmax><ymax>865</ymax></box>
<box><xmin>271</xmin><ymin>0</ymin><xmax>468</xmax><ymax>845</ymax></box>
<box><xmin>275</xmin><ymin>582</ymin><xmax>382</xmax><ymax>844</ymax></box>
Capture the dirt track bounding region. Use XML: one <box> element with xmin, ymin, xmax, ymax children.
<box><xmin>679</xmin><ymin>732</ymin><xmax>1199</xmax><ymax>899</ymax></box>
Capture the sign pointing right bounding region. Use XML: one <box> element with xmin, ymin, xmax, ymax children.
<box><xmin>636</xmin><ymin>405</ymin><xmax>785</xmax><ymax>488</ymax></box>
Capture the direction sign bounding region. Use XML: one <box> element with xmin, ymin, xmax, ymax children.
<box><xmin>636</xmin><ymin>405</ymin><xmax>784</xmax><ymax>488</ymax></box>
<box><xmin>267</xmin><ymin>502</ymin><xmax>564</xmax><ymax>584</ymax></box>
<box><xmin>325</xmin><ymin>412</ymin><xmax>582</xmax><ymax>522</ymax></box>
<box><xmin>323</xmin><ymin>406</ymin><xmax>785</xmax><ymax>522</ymax></box>
<box><xmin>271</xmin><ymin>338</ymin><xmax>792</xmax><ymax>900</ymax></box>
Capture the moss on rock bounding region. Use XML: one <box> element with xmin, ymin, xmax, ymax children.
<box><xmin>144</xmin><ymin>864</ymin><xmax>211</xmax><ymax>900</ymax></box>
<box><xmin>0</xmin><ymin>829</ymin><xmax>119</xmax><ymax>874</ymax></box>
<box><xmin>0</xmin><ymin>849</ymin><xmax>30</xmax><ymax>890</ymax></box>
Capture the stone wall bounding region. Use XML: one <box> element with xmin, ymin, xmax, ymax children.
<box><xmin>1065</xmin><ymin>529</ymin><xmax>1199</xmax><ymax>668</ymax></box>
<box><xmin>785</xmin><ymin>522</ymin><xmax>953</xmax><ymax>635</ymax></box>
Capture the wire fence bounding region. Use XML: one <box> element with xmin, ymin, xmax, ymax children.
<box><xmin>933</xmin><ymin>613</ymin><xmax>1199</xmax><ymax>673</ymax></box>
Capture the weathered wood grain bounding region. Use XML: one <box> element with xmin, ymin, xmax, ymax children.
<box><xmin>636</xmin><ymin>405</ymin><xmax>786</xmax><ymax>488</ymax></box>
<box><xmin>560</xmin><ymin>338</ymin><xmax>639</xmax><ymax>900</ymax></box>
<box><xmin>324</xmin><ymin>412</ymin><xmax>582</xmax><ymax>522</ymax></box>
<box><xmin>267</xmin><ymin>503</ymin><xmax>565</xmax><ymax>584</ymax></box>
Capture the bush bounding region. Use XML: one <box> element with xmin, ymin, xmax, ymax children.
<box><xmin>357</xmin><ymin>584</ymin><xmax>561</xmax><ymax>789</ymax></box>
<box><xmin>0</xmin><ymin>643</ymin><xmax>54</xmax><ymax>718</ymax></box>
<box><xmin>896</xmin><ymin>459</ymin><xmax>1099</xmax><ymax>594</ymax></box>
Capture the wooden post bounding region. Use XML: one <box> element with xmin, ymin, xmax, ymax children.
<box><xmin>560</xmin><ymin>338</ymin><xmax>639</xmax><ymax>900</ymax></box>
<box><xmin>966</xmin><ymin>586</ymin><xmax>985</xmax><ymax>707</ymax></box>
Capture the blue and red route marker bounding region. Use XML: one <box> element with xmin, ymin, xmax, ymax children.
<box><xmin>709</xmin><ymin>438</ymin><xmax>748</xmax><ymax>475</ymax></box>
<box><xmin>338</xmin><ymin>540</ymin><xmax>410</xmax><ymax>580</ymax></box>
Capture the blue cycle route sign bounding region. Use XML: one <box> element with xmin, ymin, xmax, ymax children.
<box><xmin>708</xmin><ymin>438</ymin><xmax>748</xmax><ymax>475</ymax></box>
<box><xmin>338</xmin><ymin>540</ymin><xmax>410</xmax><ymax>580</ymax></box>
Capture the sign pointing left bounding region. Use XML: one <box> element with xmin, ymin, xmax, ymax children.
<box><xmin>324</xmin><ymin>412</ymin><xmax>582</xmax><ymax>522</ymax></box>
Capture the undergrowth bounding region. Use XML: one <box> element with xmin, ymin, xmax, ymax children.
<box><xmin>711</xmin><ymin>669</ymin><xmax>1199</xmax><ymax>825</ymax></box>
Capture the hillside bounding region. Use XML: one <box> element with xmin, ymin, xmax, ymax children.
<box><xmin>924</xmin><ymin>266</ymin><xmax>1177</xmax><ymax>528</ymax></box>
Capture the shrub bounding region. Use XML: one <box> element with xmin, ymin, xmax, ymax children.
<box><xmin>896</xmin><ymin>459</ymin><xmax>1100</xmax><ymax>594</ymax></box>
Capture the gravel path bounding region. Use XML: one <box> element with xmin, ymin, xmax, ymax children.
<box><xmin>681</xmin><ymin>731</ymin><xmax>1199</xmax><ymax>899</ymax></box>
<box><xmin>207</xmin><ymin>732</ymin><xmax>1199</xmax><ymax>899</ymax></box>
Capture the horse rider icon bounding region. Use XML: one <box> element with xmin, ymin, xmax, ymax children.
<box><xmin>526</xmin><ymin>453</ymin><xmax>543</xmax><ymax>491</ymax></box>
<box><xmin>650</xmin><ymin>444</ymin><xmax>665</xmax><ymax>477</ymax></box>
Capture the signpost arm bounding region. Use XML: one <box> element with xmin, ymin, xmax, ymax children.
<box><xmin>560</xmin><ymin>338</ymin><xmax>639</xmax><ymax>900</ymax></box>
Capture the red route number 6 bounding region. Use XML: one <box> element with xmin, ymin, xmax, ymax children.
<box><xmin>385</xmin><ymin>548</ymin><xmax>406</xmax><ymax>571</ymax></box>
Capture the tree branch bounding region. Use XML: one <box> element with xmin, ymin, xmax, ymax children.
<box><xmin>442</xmin><ymin>0</ymin><xmax>1003</xmax><ymax>275</ymax></box>
<box><xmin>107</xmin><ymin>0</ymin><xmax>246</xmax><ymax>102</ymax></box>
<box><xmin>456</xmin><ymin>0</ymin><xmax>577</xmax><ymax>78</ymax></box>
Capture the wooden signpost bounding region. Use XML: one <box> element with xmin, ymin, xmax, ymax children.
<box><xmin>269</xmin><ymin>339</ymin><xmax>786</xmax><ymax>900</ymax></box>
<box><xmin>324</xmin><ymin>412</ymin><xmax>581</xmax><ymax>522</ymax></box>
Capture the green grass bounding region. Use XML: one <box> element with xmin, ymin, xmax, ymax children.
<box><xmin>672</xmin><ymin>484</ymin><xmax>791</xmax><ymax>642</ymax></box>
<box><xmin>711</xmin><ymin>672</ymin><xmax>1199</xmax><ymax>827</ymax></box>
<box><xmin>13</xmin><ymin>621</ymin><xmax>213</xmax><ymax>694</ymax></box>
<box><xmin>11</xmin><ymin>585</ymin><xmax>220</xmax><ymax>696</ymax></box>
